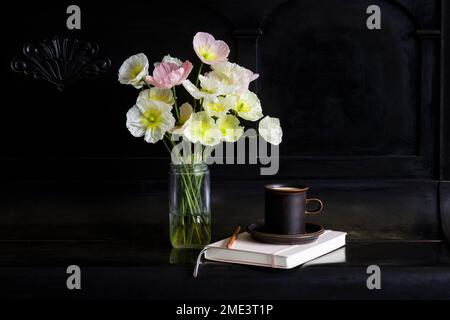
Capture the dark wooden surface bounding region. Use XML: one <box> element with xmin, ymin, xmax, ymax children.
<box><xmin>0</xmin><ymin>179</ymin><xmax>447</xmax><ymax>300</ymax></box>
<box><xmin>1</xmin><ymin>240</ymin><xmax>449</xmax><ymax>300</ymax></box>
<box><xmin>0</xmin><ymin>182</ymin><xmax>449</xmax><ymax>300</ymax></box>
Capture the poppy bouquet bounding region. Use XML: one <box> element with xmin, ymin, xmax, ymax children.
<box><xmin>118</xmin><ymin>32</ymin><xmax>282</xmax><ymax>247</ymax></box>
<box><xmin>119</xmin><ymin>31</ymin><xmax>282</xmax><ymax>152</ymax></box>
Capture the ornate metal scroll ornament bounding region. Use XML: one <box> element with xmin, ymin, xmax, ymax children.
<box><xmin>11</xmin><ymin>36</ymin><xmax>111</xmax><ymax>90</ymax></box>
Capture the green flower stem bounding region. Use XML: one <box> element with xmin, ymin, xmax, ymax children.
<box><xmin>195</xmin><ymin>63</ymin><xmax>204</xmax><ymax>88</ymax></box>
<box><xmin>178</xmin><ymin>168</ymin><xmax>208</xmax><ymax>245</ymax></box>
<box><xmin>164</xmin><ymin>137</ymin><xmax>197</xmax><ymax>215</ymax></box>
<box><xmin>171</xmin><ymin>87</ymin><xmax>180</xmax><ymax>119</ymax></box>
<box><xmin>164</xmin><ymin>138</ymin><xmax>190</xmax><ymax>246</ymax></box>
<box><xmin>165</xmin><ymin>138</ymin><xmax>210</xmax><ymax>247</ymax></box>
<box><xmin>179</xmin><ymin>164</ymin><xmax>202</xmax><ymax>219</ymax></box>
<box><xmin>193</xmin><ymin>63</ymin><xmax>204</xmax><ymax>111</ymax></box>
<box><xmin>178</xmin><ymin>174</ymin><xmax>205</xmax><ymax>245</ymax></box>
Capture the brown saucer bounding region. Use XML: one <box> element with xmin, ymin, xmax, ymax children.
<box><xmin>247</xmin><ymin>222</ymin><xmax>325</xmax><ymax>245</ymax></box>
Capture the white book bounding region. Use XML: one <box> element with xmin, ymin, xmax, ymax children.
<box><xmin>302</xmin><ymin>247</ymin><xmax>347</xmax><ymax>267</ymax></box>
<box><xmin>204</xmin><ymin>230</ymin><xmax>347</xmax><ymax>269</ymax></box>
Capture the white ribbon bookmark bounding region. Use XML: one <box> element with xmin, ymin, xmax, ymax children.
<box><xmin>193</xmin><ymin>247</ymin><xmax>210</xmax><ymax>278</ymax></box>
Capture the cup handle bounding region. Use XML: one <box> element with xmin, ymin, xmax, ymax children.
<box><xmin>305</xmin><ymin>198</ymin><xmax>324</xmax><ymax>215</ymax></box>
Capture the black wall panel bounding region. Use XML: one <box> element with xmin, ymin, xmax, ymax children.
<box><xmin>0</xmin><ymin>0</ymin><xmax>447</xmax><ymax>241</ymax></box>
<box><xmin>0</xmin><ymin>0</ymin><xmax>442</xmax><ymax>180</ymax></box>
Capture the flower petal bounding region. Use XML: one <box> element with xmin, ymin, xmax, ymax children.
<box><xmin>126</xmin><ymin>105</ymin><xmax>146</xmax><ymax>137</ymax></box>
<box><xmin>137</xmin><ymin>88</ymin><xmax>175</xmax><ymax>106</ymax></box>
<box><xmin>258</xmin><ymin>116</ymin><xmax>283</xmax><ymax>145</ymax></box>
<box><xmin>211</xmin><ymin>62</ymin><xmax>258</xmax><ymax>93</ymax></box>
<box><xmin>144</xmin><ymin>127</ymin><xmax>165</xmax><ymax>143</ymax></box>
<box><xmin>207</xmin><ymin>40</ymin><xmax>230</xmax><ymax>63</ymax></box>
<box><xmin>154</xmin><ymin>54</ymin><xmax>183</xmax><ymax>68</ymax></box>
<box><xmin>179</xmin><ymin>61</ymin><xmax>193</xmax><ymax>83</ymax></box>
<box><xmin>183</xmin><ymin>111</ymin><xmax>221</xmax><ymax>146</ymax></box>
<box><xmin>193</xmin><ymin>32</ymin><xmax>215</xmax><ymax>49</ymax></box>
<box><xmin>179</xmin><ymin>103</ymin><xmax>193</xmax><ymax>124</ymax></box>
<box><xmin>217</xmin><ymin>114</ymin><xmax>244</xmax><ymax>142</ymax></box>
<box><xmin>202</xmin><ymin>96</ymin><xmax>230</xmax><ymax>118</ymax></box>
<box><xmin>230</xmin><ymin>91</ymin><xmax>263</xmax><ymax>121</ymax></box>
<box><xmin>146</xmin><ymin>61</ymin><xmax>193</xmax><ymax>89</ymax></box>
<box><xmin>130</xmin><ymin>100</ymin><xmax>175</xmax><ymax>143</ymax></box>
<box><xmin>182</xmin><ymin>80</ymin><xmax>204</xmax><ymax>100</ymax></box>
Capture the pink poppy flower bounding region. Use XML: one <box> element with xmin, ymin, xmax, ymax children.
<box><xmin>193</xmin><ymin>32</ymin><xmax>230</xmax><ymax>65</ymax></box>
<box><xmin>145</xmin><ymin>60</ymin><xmax>193</xmax><ymax>89</ymax></box>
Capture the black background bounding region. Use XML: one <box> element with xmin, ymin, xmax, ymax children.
<box><xmin>0</xmin><ymin>0</ymin><xmax>449</xmax><ymax>241</ymax></box>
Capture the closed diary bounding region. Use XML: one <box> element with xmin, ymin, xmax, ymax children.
<box><xmin>204</xmin><ymin>230</ymin><xmax>346</xmax><ymax>269</ymax></box>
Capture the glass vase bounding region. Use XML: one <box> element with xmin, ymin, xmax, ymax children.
<box><xmin>169</xmin><ymin>163</ymin><xmax>211</xmax><ymax>249</ymax></box>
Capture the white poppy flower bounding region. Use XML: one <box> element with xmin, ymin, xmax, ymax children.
<box><xmin>216</xmin><ymin>114</ymin><xmax>244</xmax><ymax>142</ymax></box>
<box><xmin>137</xmin><ymin>88</ymin><xmax>174</xmax><ymax>105</ymax></box>
<box><xmin>182</xmin><ymin>77</ymin><xmax>223</xmax><ymax>100</ymax></box>
<box><xmin>126</xmin><ymin>100</ymin><xmax>175</xmax><ymax>143</ymax></box>
<box><xmin>183</xmin><ymin>111</ymin><xmax>222</xmax><ymax>146</ymax></box>
<box><xmin>258</xmin><ymin>116</ymin><xmax>283</xmax><ymax>145</ymax></box>
<box><xmin>202</xmin><ymin>96</ymin><xmax>233</xmax><ymax>118</ymax></box>
<box><xmin>118</xmin><ymin>53</ymin><xmax>149</xmax><ymax>89</ymax></box>
<box><xmin>200</xmin><ymin>74</ymin><xmax>237</xmax><ymax>96</ymax></box>
<box><xmin>210</xmin><ymin>62</ymin><xmax>259</xmax><ymax>93</ymax></box>
<box><xmin>182</xmin><ymin>75</ymin><xmax>236</xmax><ymax>100</ymax></box>
<box><xmin>230</xmin><ymin>91</ymin><xmax>263</xmax><ymax>121</ymax></box>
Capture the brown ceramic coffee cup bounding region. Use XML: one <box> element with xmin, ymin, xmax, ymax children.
<box><xmin>264</xmin><ymin>184</ymin><xmax>324</xmax><ymax>235</ymax></box>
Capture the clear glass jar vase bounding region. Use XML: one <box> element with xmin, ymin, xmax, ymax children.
<box><xmin>169</xmin><ymin>163</ymin><xmax>211</xmax><ymax>249</ymax></box>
